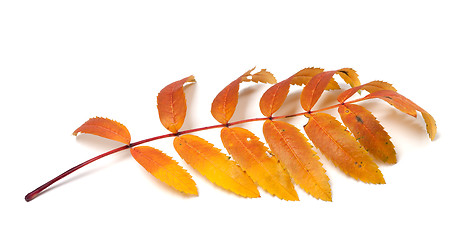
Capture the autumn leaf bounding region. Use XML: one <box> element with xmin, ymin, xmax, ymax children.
<box><xmin>288</xmin><ymin>67</ymin><xmax>340</xmax><ymax>90</ymax></box>
<box><xmin>259</xmin><ymin>79</ymin><xmax>292</xmax><ymax>117</ymax></box>
<box><xmin>157</xmin><ymin>75</ymin><xmax>196</xmax><ymax>133</ymax></box>
<box><xmin>173</xmin><ymin>134</ymin><xmax>260</xmax><ymax>198</ymax></box>
<box><xmin>301</xmin><ymin>69</ymin><xmax>362</xmax><ymax>111</ymax></box>
<box><xmin>249</xmin><ymin>68</ymin><xmax>277</xmax><ymax>84</ymax></box>
<box><xmin>221</xmin><ymin>127</ymin><xmax>298</xmax><ymax>201</ymax></box>
<box><xmin>337</xmin><ymin>80</ymin><xmax>397</xmax><ymax>103</ymax></box>
<box><xmin>211</xmin><ymin>68</ymin><xmax>276</xmax><ymax>124</ymax></box>
<box><xmin>300</xmin><ymin>71</ymin><xmax>338</xmax><ymax>111</ymax></box>
<box><xmin>130</xmin><ymin>146</ymin><xmax>198</xmax><ymax>195</ymax></box>
<box><xmin>259</xmin><ymin>67</ymin><xmax>323</xmax><ymax>117</ymax></box>
<box><xmin>338</xmin><ymin>104</ymin><xmax>396</xmax><ymax>164</ymax></box>
<box><xmin>263</xmin><ymin>120</ymin><xmax>332</xmax><ymax>201</ymax></box>
<box><xmin>72</xmin><ymin>117</ymin><xmax>131</xmax><ymax>145</ymax></box>
<box><xmin>363</xmin><ymin>90</ymin><xmax>437</xmax><ymax>140</ymax></box>
<box><xmin>26</xmin><ymin>67</ymin><xmax>437</xmax><ymax>202</ymax></box>
<box><xmin>304</xmin><ymin>113</ymin><xmax>385</xmax><ymax>184</ymax></box>
<box><xmin>287</xmin><ymin>67</ymin><xmax>325</xmax><ymax>85</ymax></box>
<box><xmin>337</xmin><ymin>68</ymin><xmax>361</xmax><ymax>88</ymax></box>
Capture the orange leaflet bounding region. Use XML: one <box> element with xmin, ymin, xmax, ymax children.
<box><xmin>337</xmin><ymin>68</ymin><xmax>361</xmax><ymax>88</ymax></box>
<box><xmin>263</xmin><ymin>120</ymin><xmax>332</xmax><ymax>201</ymax></box>
<box><xmin>363</xmin><ymin>90</ymin><xmax>437</xmax><ymax>140</ymax></box>
<box><xmin>221</xmin><ymin>127</ymin><xmax>298</xmax><ymax>201</ymax></box>
<box><xmin>259</xmin><ymin>79</ymin><xmax>292</xmax><ymax>117</ymax></box>
<box><xmin>173</xmin><ymin>134</ymin><xmax>260</xmax><ymax>198</ymax></box>
<box><xmin>290</xmin><ymin>67</ymin><xmax>340</xmax><ymax>90</ymax></box>
<box><xmin>337</xmin><ymin>80</ymin><xmax>397</xmax><ymax>103</ymax></box>
<box><xmin>300</xmin><ymin>68</ymin><xmax>362</xmax><ymax>111</ymax></box>
<box><xmin>157</xmin><ymin>75</ymin><xmax>196</xmax><ymax>133</ymax></box>
<box><xmin>338</xmin><ymin>104</ymin><xmax>397</xmax><ymax>164</ymax></box>
<box><xmin>259</xmin><ymin>67</ymin><xmax>323</xmax><ymax>117</ymax></box>
<box><xmin>300</xmin><ymin>71</ymin><xmax>338</xmax><ymax>111</ymax></box>
<box><xmin>211</xmin><ymin>68</ymin><xmax>276</xmax><ymax>124</ymax></box>
<box><xmin>130</xmin><ymin>146</ymin><xmax>198</xmax><ymax>195</ymax></box>
<box><xmin>287</xmin><ymin>67</ymin><xmax>325</xmax><ymax>85</ymax></box>
<box><xmin>72</xmin><ymin>117</ymin><xmax>131</xmax><ymax>145</ymax></box>
<box><xmin>249</xmin><ymin>68</ymin><xmax>276</xmax><ymax>84</ymax></box>
<box><xmin>304</xmin><ymin>113</ymin><xmax>385</xmax><ymax>184</ymax></box>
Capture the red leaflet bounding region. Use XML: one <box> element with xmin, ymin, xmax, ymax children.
<box><xmin>157</xmin><ymin>75</ymin><xmax>196</xmax><ymax>133</ymax></box>
<box><xmin>73</xmin><ymin>117</ymin><xmax>131</xmax><ymax>145</ymax></box>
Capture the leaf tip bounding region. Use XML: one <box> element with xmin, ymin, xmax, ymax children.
<box><xmin>283</xmin><ymin>195</ymin><xmax>300</xmax><ymax>201</ymax></box>
<box><xmin>183</xmin><ymin>186</ymin><xmax>199</xmax><ymax>196</ymax></box>
<box><xmin>322</xmin><ymin>195</ymin><xmax>332</xmax><ymax>202</ymax></box>
<box><xmin>338</xmin><ymin>68</ymin><xmax>361</xmax><ymax>87</ymax></box>
<box><xmin>185</xmin><ymin>75</ymin><xmax>196</xmax><ymax>83</ymax></box>
<box><xmin>367</xmin><ymin>172</ymin><xmax>386</xmax><ymax>185</ymax></box>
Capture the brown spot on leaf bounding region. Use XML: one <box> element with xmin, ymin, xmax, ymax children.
<box><xmin>356</xmin><ymin>115</ymin><xmax>363</xmax><ymax>124</ymax></box>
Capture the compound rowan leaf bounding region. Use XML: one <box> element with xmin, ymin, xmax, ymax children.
<box><xmin>72</xmin><ymin>117</ymin><xmax>131</xmax><ymax>145</ymax></box>
<box><xmin>173</xmin><ymin>134</ymin><xmax>260</xmax><ymax>198</ymax></box>
<box><xmin>221</xmin><ymin>127</ymin><xmax>298</xmax><ymax>201</ymax></box>
<box><xmin>157</xmin><ymin>75</ymin><xmax>196</xmax><ymax>133</ymax></box>
<box><xmin>25</xmin><ymin>66</ymin><xmax>440</xmax><ymax>203</ymax></box>
<box><xmin>363</xmin><ymin>90</ymin><xmax>437</xmax><ymax>140</ymax></box>
<box><xmin>304</xmin><ymin>113</ymin><xmax>385</xmax><ymax>184</ymax></box>
<box><xmin>130</xmin><ymin>146</ymin><xmax>198</xmax><ymax>195</ymax></box>
<box><xmin>338</xmin><ymin>104</ymin><xmax>396</xmax><ymax>164</ymax></box>
<box><xmin>263</xmin><ymin>120</ymin><xmax>332</xmax><ymax>201</ymax></box>
<box><xmin>337</xmin><ymin>80</ymin><xmax>397</xmax><ymax>103</ymax></box>
<box><xmin>211</xmin><ymin>68</ymin><xmax>276</xmax><ymax>124</ymax></box>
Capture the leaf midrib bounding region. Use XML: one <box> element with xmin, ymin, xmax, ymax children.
<box><xmin>179</xmin><ymin>136</ymin><xmax>257</xmax><ymax>197</ymax></box>
<box><xmin>80</xmin><ymin>122</ymin><xmax>129</xmax><ymax>143</ymax></box>
<box><xmin>343</xmin><ymin>105</ymin><xmax>393</xmax><ymax>159</ymax></box>
<box><xmin>269</xmin><ymin>121</ymin><xmax>329</xmax><ymax>199</ymax></box>
<box><xmin>308</xmin><ymin>114</ymin><xmax>371</xmax><ymax>181</ymax></box>
<box><xmin>227</xmin><ymin>128</ymin><xmax>297</xmax><ymax>199</ymax></box>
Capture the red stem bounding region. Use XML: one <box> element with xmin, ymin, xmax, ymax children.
<box><xmin>25</xmin><ymin>145</ymin><xmax>130</xmax><ymax>202</ymax></box>
<box><xmin>25</xmin><ymin>97</ymin><xmax>363</xmax><ymax>202</ymax></box>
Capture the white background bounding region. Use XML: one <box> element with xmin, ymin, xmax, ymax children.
<box><xmin>1</xmin><ymin>0</ymin><xmax>466</xmax><ymax>239</ymax></box>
